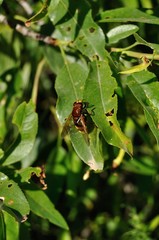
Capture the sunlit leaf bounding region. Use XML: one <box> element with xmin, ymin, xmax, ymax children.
<box><xmin>84</xmin><ymin>60</ymin><xmax>133</xmax><ymax>155</ymax></box>
<box><xmin>25</xmin><ymin>187</ymin><xmax>69</xmax><ymax>230</ymax></box>
<box><xmin>0</xmin><ymin>176</ymin><xmax>30</xmax><ymax>222</ymax></box>
<box><xmin>1</xmin><ymin>101</ymin><xmax>38</xmax><ymax>166</ymax></box>
<box><xmin>44</xmin><ymin>46</ymin><xmax>64</xmax><ymax>75</ymax></box>
<box><xmin>107</xmin><ymin>24</ymin><xmax>139</xmax><ymax>44</ymax></box>
<box><xmin>48</xmin><ymin>0</ymin><xmax>69</xmax><ymax>25</ymax></box>
<box><xmin>56</xmin><ymin>62</ymin><xmax>89</xmax><ymax>123</ymax></box>
<box><xmin>98</xmin><ymin>8</ymin><xmax>159</xmax><ymax>25</ymax></box>
<box><xmin>134</xmin><ymin>33</ymin><xmax>159</xmax><ymax>54</ymax></box>
<box><xmin>120</xmin><ymin>57</ymin><xmax>151</xmax><ymax>74</ymax></box>
<box><xmin>126</xmin><ymin>71</ymin><xmax>159</xmax><ymax>143</ymax></box>
<box><xmin>55</xmin><ymin>62</ymin><xmax>104</xmax><ymax>170</ymax></box>
<box><xmin>3</xmin><ymin>211</ymin><xmax>19</xmax><ymax>240</ymax></box>
<box><xmin>73</xmin><ymin>10</ymin><xmax>108</xmax><ymax>60</ymax></box>
<box><xmin>69</xmin><ymin>125</ymin><xmax>104</xmax><ymax>170</ymax></box>
<box><xmin>15</xmin><ymin>167</ymin><xmax>42</xmax><ymax>183</ymax></box>
<box><xmin>49</xmin><ymin>0</ymin><xmax>90</xmax><ymax>41</ymax></box>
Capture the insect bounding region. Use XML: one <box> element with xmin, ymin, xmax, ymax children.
<box><xmin>72</xmin><ymin>101</ymin><xmax>88</xmax><ymax>133</ymax></box>
<box><xmin>62</xmin><ymin>100</ymin><xmax>90</xmax><ymax>140</ymax></box>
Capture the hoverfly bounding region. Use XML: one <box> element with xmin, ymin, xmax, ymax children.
<box><xmin>62</xmin><ymin>100</ymin><xmax>90</xmax><ymax>142</ymax></box>
<box><xmin>72</xmin><ymin>101</ymin><xmax>88</xmax><ymax>133</ymax></box>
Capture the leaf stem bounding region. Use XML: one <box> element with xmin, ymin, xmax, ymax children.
<box><xmin>111</xmin><ymin>48</ymin><xmax>159</xmax><ymax>60</ymax></box>
<box><xmin>112</xmin><ymin>149</ymin><xmax>125</xmax><ymax>168</ymax></box>
<box><xmin>32</xmin><ymin>58</ymin><xmax>45</xmax><ymax>106</ymax></box>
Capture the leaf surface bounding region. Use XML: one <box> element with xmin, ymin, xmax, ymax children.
<box><xmin>56</xmin><ymin>62</ymin><xmax>89</xmax><ymax>123</ymax></box>
<box><xmin>126</xmin><ymin>71</ymin><xmax>159</xmax><ymax>143</ymax></box>
<box><xmin>0</xmin><ymin>176</ymin><xmax>30</xmax><ymax>222</ymax></box>
<box><xmin>25</xmin><ymin>187</ymin><xmax>69</xmax><ymax>230</ymax></box>
<box><xmin>15</xmin><ymin>167</ymin><xmax>42</xmax><ymax>183</ymax></box>
<box><xmin>4</xmin><ymin>211</ymin><xmax>19</xmax><ymax>240</ymax></box>
<box><xmin>56</xmin><ymin>62</ymin><xmax>104</xmax><ymax>170</ymax></box>
<box><xmin>107</xmin><ymin>24</ymin><xmax>139</xmax><ymax>44</ymax></box>
<box><xmin>73</xmin><ymin>10</ymin><xmax>108</xmax><ymax>60</ymax></box>
<box><xmin>25</xmin><ymin>0</ymin><xmax>51</xmax><ymax>26</ymax></box>
<box><xmin>84</xmin><ymin>60</ymin><xmax>133</xmax><ymax>155</ymax></box>
<box><xmin>1</xmin><ymin>101</ymin><xmax>38</xmax><ymax>166</ymax></box>
<box><xmin>99</xmin><ymin>8</ymin><xmax>159</xmax><ymax>25</ymax></box>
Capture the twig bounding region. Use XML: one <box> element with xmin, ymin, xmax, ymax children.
<box><xmin>16</xmin><ymin>24</ymin><xmax>58</xmax><ymax>46</ymax></box>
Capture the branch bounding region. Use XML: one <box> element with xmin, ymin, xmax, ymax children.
<box><xmin>15</xmin><ymin>24</ymin><xmax>58</xmax><ymax>46</ymax></box>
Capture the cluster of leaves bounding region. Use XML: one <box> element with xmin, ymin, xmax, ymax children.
<box><xmin>1</xmin><ymin>0</ymin><xmax>159</xmax><ymax>239</ymax></box>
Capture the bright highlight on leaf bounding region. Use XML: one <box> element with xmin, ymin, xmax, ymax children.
<box><xmin>84</xmin><ymin>60</ymin><xmax>133</xmax><ymax>156</ymax></box>
<box><xmin>120</xmin><ymin>56</ymin><xmax>151</xmax><ymax>74</ymax></box>
<box><xmin>107</xmin><ymin>24</ymin><xmax>139</xmax><ymax>44</ymax></box>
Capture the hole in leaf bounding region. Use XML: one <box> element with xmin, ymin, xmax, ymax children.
<box><xmin>66</xmin><ymin>26</ymin><xmax>71</xmax><ymax>31</ymax></box>
<box><xmin>79</xmin><ymin>35</ymin><xmax>84</xmax><ymax>40</ymax></box>
<box><xmin>8</xmin><ymin>183</ymin><xmax>13</xmax><ymax>188</ymax></box>
<box><xmin>89</xmin><ymin>27</ymin><xmax>95</xmax><ymax>33</ymax></box>
<box><xmin>92</xmin><ymin>55</ymin><xmax>99</xmax><ymax>61</ymax></box>
<box><xmin>106</xmin><ymin>109</ymin><xmax>114</xmax><ymax>117</ymax></box>
<box><xmin>83</xmin><ymin>44</ymin><xmax>87</xmax><ymax>47</ymax></box>
<box><xmin>109</xmin><ymin>121</ymin><xmax>113</xmax><ymax>126</ymax></box>
<box><xmin>112</xmin><ymin>92</ymin><xmax>116</xmax><ymax>97</ymax></box>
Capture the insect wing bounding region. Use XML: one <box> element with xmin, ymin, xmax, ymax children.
<box><xmin>78</xmin><ymin>115</ymin><xmax>90</xmax><ymax>144</ymax></box>
<box><xmin>61</xmin><ymin>114</ymin><xmax>73</xmax><ymax>137</ymax></box>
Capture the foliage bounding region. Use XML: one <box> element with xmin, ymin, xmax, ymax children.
<box><xmin>1</xmin><ymin>0</ymin><xmax>159</xmax><ymax>239</ymax></box>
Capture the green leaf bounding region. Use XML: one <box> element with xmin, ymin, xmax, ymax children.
<box><xmin>107</xmin><ymin>24</ymin><xmax>139</xmax><ymax>44</ymax></box>
<box><xmin>44</xmin><ymin>46</ymin><xmax>64</xmax><ymax>75</ymax></box>
<box><xmin>0</xmin><ymin>211</ymin><xmax>5</xmax><ymax>240</ymax></box>
<box><xmin>25</xmin><ymin>0</ymin><xmax>51</xmax><ymax>26</ymax></box>
<box><xmin>55</xmin><ymin>62</ymin><xmax>89</xmax><ymax>124</ymax></box>
<box><xmin>126</xmin><ymin>71</ymin><xmax>159</xmax><ymax>144</ymax></box>
<box><xmin>48</xmin><ymin>0</ymin><xmax>69</xmax><ymax>25</ymax></box>
<box><xmin>120</xmin><ymin>57</ymin><xmax>151</xmax><ymax>74</ymax></box>
<box><xmin>98</xmin><ymin>8</ymin><xmax>159</xmax><ymax>25</ymax></box>
<box><xmin>134</xmin><ymin>33</ymin><xmax>159</xmax><ymax>54</ymax></box>
<box><xmin>0</xmin><ymin>150</ymin><xmax>4</xmax><ymax>159</ymax></box>
<box><xmin>73</xmin><ymin>10</ymin><xmax>108</xmax><ymax>60</ymax></box>
<box><xmin>49</xmin><ymin>2</ymin><xmax>109</xmax><ymax>60</ymax></box>
<box><xmin>1</xmin><ymin>101</ymin><xmax>38</xmax><ymax>166</ymax></box>
<box><xmin>25</xmin><ymin>187</ymin><xmax>69</xmax><ymax>230</ymax></box>
<box><xmin>0</xmin><ymin>0</ymin><xmax>3</xmax><ymax>5</ymax></box>
<box><xmin>123</xmin><ymin>157</ymin><xmax>157</xmax><ymax>175</ymax></box>
<box><xmin>121</xmin><ymin>230</ymin><xmax>151</xmax><ymax>240</ymax></box>
<box><xmin>0</xmin><ymin>104</ymin><xmax>6</xmax><ymax>144</ymax></box>
<box><xmin>49</xmin><ymin>0</ymin><xmax>90</xmax><ymax>41</ymax></box>
<box><xmin>84</xmin><ymin>60</ymin><xmax>133</xmax><ymax>155</ymax></box>
<box><xmin>15</xmin><ymin>167</ymin><xmax>42</xmax><ymax>183</ymax></box>
<box><xmin>0</xmin><ymin>177</ymin><xmax>30</xmax><ymax>222</ymax></box>
<box><xmin>69</xmin><ymin>126</ymin><xmax>104</xmax><ymax>170</ymax></box>
<box><xmin>55</xmin><ymin>62</ymin><xmax>104</xmax><ymax>170</ymax></box>
<box><xmin>0</xmin><ymin>53</ymin><xmax>17</xmax><ymax>76</ymax></box>
<box><xmin>3</xmin><ymin>211</ymin><xmax>19</xmax><ymax>240</ymax></box>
